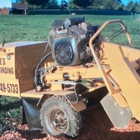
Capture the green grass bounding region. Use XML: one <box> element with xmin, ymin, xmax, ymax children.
<box><xmin>0</xmin><ymin>14</ymin><xmax>140</xmax><ymax>134</ymax></box>
<box><xmin>0</xmin><ymin>96</ymin><xmax>22</xmax><ymax>134</ymax></box>
<box><xmin>0</xmin><ymin>14</ymin><xmax>140</xmax><ymax>46</ymax></box>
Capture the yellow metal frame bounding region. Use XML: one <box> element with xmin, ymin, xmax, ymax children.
<box><xmin>1</xmin><ymin>20</ymin><xmax>140</xmax><ymax>120</ymax></box>
<box><xmin>89</xmin><ymin>19</ymin><xmax>133</xmax><ymax>95</ymax></box>
<box><xmin>89</xmin><ymin>20</ymin><xmax>140</xmax><ymax>120</ymax></box>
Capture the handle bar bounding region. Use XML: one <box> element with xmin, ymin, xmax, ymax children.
<box><xmin>89</xmin><ymin>19</ymin><xmax>133</xmax><ymax>94</ymax></box>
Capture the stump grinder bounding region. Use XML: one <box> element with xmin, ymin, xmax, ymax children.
<box><xmin>0</xmin><ymin>17</ymin><xmax>140</xmax><ymax>138</ymax></box>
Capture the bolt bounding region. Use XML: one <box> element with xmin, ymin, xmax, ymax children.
<box><xmin>126</xmin><ymin>108</ymin><xmax>129</xmax><ymax>111</ymax></box>
<box><xmin>120</xmin><ymin>111</ymin><xmax>123</xmax><ymax>115</ymax></box>
<box><xmin>53</xmin><ymin>121</ymin><xmax>57</xmax><ymax>126</ymax></box>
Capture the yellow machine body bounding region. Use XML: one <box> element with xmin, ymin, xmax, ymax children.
<box><xmin>1</xmin><ymin>20</ymin><xmax>140</xmax><ymax>132</ymax></box>
<box><xmin>0</xmin><ymin>41</ymin><xmax>51</xmax><ymax>97</ymax></box>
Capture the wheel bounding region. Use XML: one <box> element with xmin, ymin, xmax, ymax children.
<box><xmin>40</xmin><ymin>95</ymin><xmax>82</xmax><ymax>138</ymax></box>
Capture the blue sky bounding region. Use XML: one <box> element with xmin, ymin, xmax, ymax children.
<box><xmin>122</xmin><ymin>0</ymin><xmax>139</xmax><ymax>5</ymax></box>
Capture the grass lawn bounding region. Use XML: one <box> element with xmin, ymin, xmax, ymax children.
<box><xmin>0</xmin><ymin>14</ymin><xmax>140</xmax><ymax>46</ymax></box>
<box><xmin>0</xmin><ymin>14</ymin><xmax>140</xmax><ymax>133</ymax></box>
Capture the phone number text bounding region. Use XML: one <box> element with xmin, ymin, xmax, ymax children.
<box><xmin>0</xmin><ymin>83</ymin><xmax>18</xmax><ymax>93</ymax></box>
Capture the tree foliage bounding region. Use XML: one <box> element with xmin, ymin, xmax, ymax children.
<box><xmin>26</xmin><ymin>0</ymin><xmax>50</xmax><ymax>5</ymax></box>
<box><xmin>123</xmin><ymin>1</ymin><xmax>140</xmax><ymax>13</ymax></box>
<box><xmin>70</xmin><ymin>0</ymin><xmax>123</xmax><ymax>10</ymax></box>
<box><xmin>73</xmin><ymin>0</ymin><xmax>93</xmax><ymax>8</ymax></box>
<box><xmin>19</xmin><ymin>0</ymin><xmax>26</xmax><ymax>3</ymax></box>
<box><xmin>135</xmin><ymin>2</ymin><xmax>140</xmax><ymax>12</ymax></box>
<box><xmin>69</xmin><ymin>0</ymin><xmax>122</xmax><ymax>9</ymax></box>
<box><xmin>47</xmin><ymin>0</ymin><xmax>59</xmax><ymax>9</ymax></box>
<box><xmin>116</xmin><ymin>0</ymin><xmax>122</xmax><ymax>4</ymax></box>
<box><xmin>101</xmin><ymin>0</ymin><xmax>123</xmax><ymax>10</ymax></box>
<box><xmin>68</xmin><ymin>0</ymin><xmax>140</xmax><ymax>13</ymax></box>
<box><xmin>18</xmin><ymin>0</ymin><xmax>140</xmax><ymax>13</ymax></box>
<box><xmin>69</xmin><ymin>0</ymin><xmax>80</xmax><ymax>9</ymax></box>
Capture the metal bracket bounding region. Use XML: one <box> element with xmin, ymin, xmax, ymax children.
<box><xmin>101</xmin><ymin>94</ymin><xmax>132</xmax><ymax>129</ymax></box>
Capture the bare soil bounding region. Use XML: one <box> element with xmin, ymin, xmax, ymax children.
<box><xmin>1</xmin><ymin>106</ymin><xmax>140</xmax><ymax>140</ymax></box>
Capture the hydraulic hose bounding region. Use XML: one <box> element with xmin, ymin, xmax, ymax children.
<box><xmin>34</xmin><ymin>52</ymin><xmax>52</xmax><ymax>88</ymax></box>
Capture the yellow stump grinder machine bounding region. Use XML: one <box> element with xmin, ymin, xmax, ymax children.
<box><xmin>0</xmin><ymin>17</ymin><xmax>140</xmax><ymax>138</ymax></box>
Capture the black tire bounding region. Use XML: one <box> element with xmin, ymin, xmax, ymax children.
<box><xmin>40</xmin><ymin>95</ymin><xmax>82</xmax><ymax>138</ymax></box>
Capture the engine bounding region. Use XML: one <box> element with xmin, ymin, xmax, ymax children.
<box><xmin>48</xmin><ymin>17</ymin><xmax>99</xmax><ymax>66</ymax></box>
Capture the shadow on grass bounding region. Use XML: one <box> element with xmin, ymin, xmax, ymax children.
<box><xmin>17</xmin><ymin>130</ymin><xmax>46</xmax><ymax>140</ymax></box>
<box><xmin>0</xmin><ymin>101</ymin><xmax>22</xmax><ymax>111</ymax></box>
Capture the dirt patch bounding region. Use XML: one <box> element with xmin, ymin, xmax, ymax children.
<box><xmin>1</xmin><ymin>107</ymin><xmax>140</xmax><ymax>140</ymax></box>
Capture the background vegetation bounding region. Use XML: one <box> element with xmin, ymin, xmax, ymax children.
<box><xmin>0</xmin><ymin>14</ymin><xmax>140</xmax><ymax>134</ymax></box>
<box><xmin>18</xmin><ymin>0</ymin><xmax>140</xmax><ymax>13</ymax></box>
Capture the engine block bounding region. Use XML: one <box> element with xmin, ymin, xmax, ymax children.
<box><xmin>48</xmin><ymin>17</ymin><xmax>97</xmax><ymax>66</ymax></box>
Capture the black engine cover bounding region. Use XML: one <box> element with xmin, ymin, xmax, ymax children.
<box><xmin>48</xmin><ymin>17</ymin><xmax>94</xmax><ymax>66</ymax></box>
